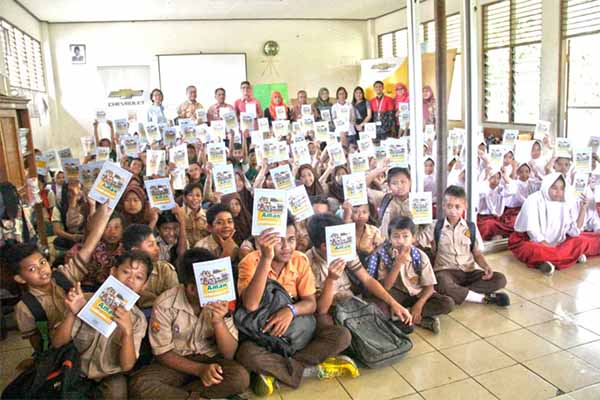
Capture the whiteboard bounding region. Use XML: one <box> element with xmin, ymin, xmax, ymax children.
<box><xmin>158</xmin><ymin>54</ymin><xmax>247</xmax><ymax>116</ymax></box>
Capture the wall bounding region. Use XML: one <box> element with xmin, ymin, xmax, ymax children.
<box><xmin>1</xmin><ymin>0</ymin><xmax>40</xmax><ymax>39</ymax></box>
<box><xmin>45</xmin><ymin>19</ymin><xmax>368</xmax><ymax>154</ymax></box>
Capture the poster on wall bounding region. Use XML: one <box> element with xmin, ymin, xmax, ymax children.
<box><xmin>70</xmin><ymin>44</ymin><xmax>86</xmax><ymax>64</ymax></box>
<box><xmin>97</xmin><ymin>65</ymin><xmax>151</xmax><ymax>121</ymax></box>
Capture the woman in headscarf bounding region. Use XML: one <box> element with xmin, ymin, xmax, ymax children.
<box><xmin>297</xmin><ymin>164</ymin><xmax>324</xmax><ymax>196</ymax></box>
<box><xmin>394</xmin><ymin>83</ymin><xmax>410</xmax><ymax>135</ymax></box>
<box><xmin>264</xmin><ymin>90</ymin><xmax>290</xmax><ymax>124</ymax></box>
<box><xmin>508</xmin><ymin>173</ymin><xmax>600</xmax><ymax>274</ymax></box>
<box><xmin>52</xmin><ymin>181</ymin><xmax>89</xmax><ymax>251</ymax></box>
<box><xmin>117</xmin><ymin>182</ymin><xmax>155</xmax><ymax>228</ymax></box>
<box><xmin>422</xmin><ymin>85</ymin><xmax>436</xmax><ymax>127</ymax></box>
<box><xmin>234</xmin><ymin>169</ymin><xmax>254</xmax><ymax>212</ymax></box>
<box><xmin>221</xmin><ymin>193</ymin><xmax>252</xmax><ymax>246</ymax></box>
<box><xmin>313</xmin><ymin>87</ymin><xmax>333</xmax><ymax>129</ymax></box>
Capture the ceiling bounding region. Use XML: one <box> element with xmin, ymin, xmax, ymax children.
<box><xmin>17</xmin><ymin>0</ymin><xmax>406</xmax><ymax>22</ymax></box>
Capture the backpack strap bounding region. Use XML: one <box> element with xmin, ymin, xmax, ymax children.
<box><xmin>378</xmin><ymin>193</ymin><xmax>394</xmax><ymax>225</ymax></box>
<box><xmin>433</xmin><ymin>218</ymin><xmax>445</xmax><ymax>251</ymax></box>
<box><xmin>21</xmin><ymin>292</ymin><xmax>50</xmax><ymax>352</ymax></box>
<box><xmin>467</xmin><ymin>221</ymin><xmax>477</xmax><ymax>252</ymax></box>
<box><xmin>410</xmin><ymin>246</ymin><xmax>422</xmax><ymax>276</ymax></box>
<box><xmin>52</xmin><ymin>270</ymin><xmax>74</xmax><ymax>293</ymax></box>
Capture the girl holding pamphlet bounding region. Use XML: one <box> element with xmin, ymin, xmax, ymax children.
<box><xmin>221</xmin><ymin>193</ymin><xmax>252</xmax><ymax>246</ymax></box>
<box><xmin>297</xmin><ymin>164</ymin><xmax>325</xmax><ymax>196</ymax></box>
<box><xmin>117</xmin><ymin>183</ymin><xmax>156</xmax><ymax>229</ymax></box>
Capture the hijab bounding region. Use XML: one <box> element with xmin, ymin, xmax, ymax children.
<box><xmin>422</xmin><ymin>85</ymin><xmax>436</xmax><ymax>124</ymax></box>
<box><xmin>514</xmin><ymin>173</ymin><xmax>578</xmax><ymax>246</ymax></box>
<box><xmin>221</xmin><ymin>193</ymin><xmax>252</xmax><ymax>245</ymax></box>
<box><xmin>268</xmin><ymin>91</ymin><xmax>288</xmax><ymax>120</ymax></box>
<box><xmin>314</xmin><ymin>87</ymin><xmax>332</xmax><ymax>111</ymax></box>
<box><xmin>234</xmin><ymin>169</ymin><xmax>254</xmax><ymax>212</ymax></box>
<box><xmin>395</xmin><ymin>83</ymin><xmax>409</xmax><ymax>104</ymax></box>
<box><xmin>117</xmin><ymin>182</ymin><xmax>151</xmax><ymax>227</ymax></box>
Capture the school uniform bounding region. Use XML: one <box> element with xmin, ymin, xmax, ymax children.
<box><xmin>184</xmin><ymin>205</ymin><xmax>208</xmax><ymax>248</ymax></box>
<box><xmin>356</xmin><ymin>224</ymin><xmax>384</xmax><ymax>256</ymax></box>
<box><xmin>15</xmin><ymin>254</ymin><xmax>89</xmax><ymax>339</ymax></box>
<box><xmin>509</xmin><ymin>173</ymin><xmax>600</xmax><ymax>270</ymax></box>
<box><xmin>138</xmin><ymin>260</ymin><xmax>179</xmax><ymax>310</ymax></box>
<box><xmin>367</xmin><ymin>188</ymin><xmax>411</xmax><ymax>240</ymax></box>
<box><xmin>476</xmin><ymin>184</ymin><xmax>513</xmax><ymax>240</ymax></box>
<box><xmin>72</xmin><ymin>305</ymin><xmax>147</xmax><ymax>399</ymax></box>
<box><xmin>129</xmin><ymin>285</ymin><xmax>249</xmax><ymax>399</ymax></box>
<box><xmin>194</xmin><ymin>234</ymin><xmax>239</xmax><ymax>262</ymax></box>
<box><xmin>422</xmin><ymin>219</ymin><xmax>507</xmax><ymax>305</ymax></box>
<box><xmin>500</xmin><ymin>178</ymin><xmax>541</xmax><ymax>228</ymax></box>
<box><xmin>374</xmin><ymin>246</ymin><xmax>454</xmax><ymax>318</ymax></box>
<box><xmin>235</xmin><ymin>251</ymin><xmax>351</xmax><ymax>389</ymax></box>
<box><xmin>306</xmin><ymin>248</ymin><xmax>360</xmax><ymax>306</ymax></box>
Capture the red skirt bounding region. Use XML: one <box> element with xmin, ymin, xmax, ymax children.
<box><xmin>477</xmin><ymin>215</ymin><xmax>513</xmax><ymax>240</ymax></box>
<box><xmin>508</xmin><ymin>231</ymin><xmax>600</xmax><ymax>270</ymax></box>
<box><xmin>500</xmin><ymin>207</ymin><xmax>521</xmax><ymax>229</ymax></box>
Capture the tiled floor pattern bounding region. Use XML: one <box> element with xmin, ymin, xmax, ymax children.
<box><xmin>2</xmin><ymin>251</ymin><xmax>600</xmax><ymax>399</ymax></box>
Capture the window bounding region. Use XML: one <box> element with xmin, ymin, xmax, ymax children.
<box><xmin>0</xmin><ymin>19</ymin><xmax>46</xmax><ymax>92</ymax></box>
<box><xmin>482</xmin><ymin>0</ymin><xmax>542</xmax><ymax>124</ymax></box>
<box><xmin>562</xmin><ymin>0</ymin><xmax>600</xmax><ymax>146</ymax></box>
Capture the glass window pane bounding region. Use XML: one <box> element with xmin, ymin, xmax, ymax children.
<box><xmin>395</xmin><ymin>30</ymin><xmax>408</xmax><ymax>59</ymax></box>
<box><xmin>484</xmin><ymin>47</ymin><xmax>510</xmax><ymax>123</ymax></box>
<box><xmin>512</xmin><ymin>43</ymin><xmax>541</xmax><ymax>124</ymax></box>
<box><xmin>380</xmin><ymin>33</ymin><xmax>394</xmax><ymax>58</ymax></box>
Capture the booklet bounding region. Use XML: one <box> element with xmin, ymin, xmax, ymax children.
<box><xmin>245</xmin><ymin>103</ymin><xmax>257</xmax><ymax>118</ymax></box>
<box><xmin>409</xmin><ymin>192</ymin><xmax>433</xmax><ymax>225</ymax></box>
<box><xmin>277</xmin><ymin>142</ymin><xmax>290</xmax><ymax>162</ymax></box>
<box><xmin>171</xmin><ymin>168</ymin><xmax>186</xmax><ymax>191</ymax></box>
<box><xmin>121</xmin><ymin>135</ymin><xmax>140</xmax><ymax>158</ymax></box>
<box><xmin>320</xmin><ymin>109</ymin><xmax>332</xmax><ymax>122</ymax></box>
<box><xmin>301</xmin><ymin>104</ymin><xmax>312</xmax><ymax>116</ymax></box>
<box><xmin>286</xmin><ymin>185</ymin><xmax>314</xmax><ymax>222</ymax></box>
<box><xmin>334</xmin><ymin>118</ymin><xmax>349</xmax><ymax>132</ymax></box>
<box><xmin>162</xmin><ymin>127</ymin><xmax>178</xmax><ymax>146</ymax></box>
<box><xmin>77</xmin><ymin>275</ymin><xmax>140</xmax><ymax>338</ymax></box>
<box><xmin>240</xmin><ymin>112</ymin><xmax>254</xmax><ymax>132</ymax></box>
<box><xmin>424</xmin><ymin>124</ymin><xmax>435</xmax><ymax>141</ymax></box>
<box><xmin>349</xmin><ymin>152</ymin><xmax>369</xmax><ymax>173</ymax></box>
<box><xmin>169</xmin><ymin>143</ymin><xmax>189</xmax><ymax>171</ymax></box>
<box><xmin>95</xmin><ymin>146</ymin><xmax>110</xmax><ymax>161</ymax></box>
<box><xmin>270</xmin><ymin>164</ymin><xmax>295</xmax><ymax>190</ymax></box>
<box><xmin>81</xmin><ymin>136</ymin><xmax>96</xmax><ymax>156</ymax></box>
<box><xmin>291</xmin><ymin>142</ymin><xmax>311</xmax><ymax>166</ymax></box>
<box><xmin>258</xmin><ymin>117</ymin><xmax>270</xmax><ymax>133</ymax></box>
<box><xmin>43</xmin><ymin>150</ymin><xmax>58</xmax><ymax>170</ymax></box>
<box><xmin>193</xmin><ymin>257</ymin><xmax>236</xmax><ymax>306</ymax></box>
<box><xmin>114</xmin><ymin>119</ymin><xmax>129</xmax><ymax>137</ymax></box>
<box><xmin>273</xmin><ymin>120</ymin><xmax>289</xmax><ymax>138</ymax></box>
<box><xmin>196</xmin><ymin>108</ymin><xmax>207</xmax><ymax>124</ymax></box>
<box><xmin>210</xmin><ymin>120</ymin><xmax>226</xmax><ymax>141</ymax></box>
<box><xmin>503</xmin><ymin>129</ymin><xmax>519</xmax><ymax>146</ymax></box>
<box><xmin>35</xmin><ymin>155</ymin><xmax>48</xmax><ymax>176</ymax></box>
<box><xmin>314</xmin><ymin>121</ymin><xmax>329</xmax><ymax>141</ymax></box>
<box><xmin>88</xmin><ymin>162</ymin><xmax>133</xmax><ymax>208</ymax></box>
<box><xmin>534</xmin><ymin>120</ymin><xmax>551</xmax><ymax>141</ymax></box>
<box><xmin>252</xmin><ymin>189</ymin><xmax>288</xmax><ymax>237</ymax></box>
<box><xmin>588</xmin><ymin>136</ymin><xmax>600</xmax><ymax>154</ymax></box>
<box><xmin>181</xmin><ymin>122</ymin><xmax>198</xmax><ymax>143</ymax></box>
<box><xmin>555</xmin><ymin>138</ymin><xmax>572</xmax><ymax>158</ymax></box>
<box><xmin>386</xmin><ymin>138</ymin><xmax>409</xmax><ymax>167</ymax></box>
<box><xmin>300</xmin><ymin>115</ymin><xmax>315</xmax><ymax>134</ymax></box>
<box><xmin>343</xmin><ymin>173</ymin><xmax>368</xmax><ymax>206</ymax></box>
<box><xmin>357</xmin><ymin>138</ymin><xmax>375</xmax><ymax>158</ymax></box>
<box><xmin>375</xmin><ymin>146</ymin><xmax>388</xmax><ymax>163</ymax></box>
<box><xmin>398</xmin><ymin>103</ymin><xmax>409</xmax><ymax>129</ymax></box>
<box><xmin>61</xmin><ymin>158</ymin><xmax>81</xmax><ymax>182</ymax></box>
<box><xmin>145</xmin><ymin>178</ymin><xmax>176</xmax><ymax>210</ymax></box>
<box><xmin>514</xmin><ymin>140</ymin><xmax>535</xmax><ymax>165</ymax></box>
<box><xmin>146</xmin><ymin>149</ymin><xmax>166</xmax><ymax>177</ymax></box>
<box><xmin>222</xmin><ymin>111</ymin><xmax>238</xmax><ymax>131</ymax></box>
<box><xmin>262</xmin><ymin>139</ymin><xmax>280</xmax><ymax>163</ymax></box>
<box><xmin>212</xmin><ymin>164</ymin><xmax>236</xmax><ymax>195</ymax></box>
<box><xmin>574</xmin><ymin>147</ymin><xmax>593</xmax><ymax>173</ymax></box>
<box><xmin>488</xmin><ymin>145</ymin><xmax>510</xmax><ymax>172</ymax></box>
<box><xmin>292</xmin><ymin>121</ymin><xmax>301</xmax><ymax>134</ymax></box>
<box><xmin>275</xmin><ymin>106</ymin><xmax>287</xmax><ymax>121</ymax></box>
<box><xmin>196</xmin><ymin>124</ymin><xmax>209</xmax><ymax>144</ymax></box>
<box><xmin>81</xmin><ymin>161</ymin><xmax>104</xmax><ymax>192</ymax></box>
<box><xmin>207</xmin><ymin>142</ymin><xmax>227</xmax><ymax>165</ymax></box>
<box><xmin>325</xmin><ymin>223</ymin><xmax>356</xmax><ymax>265</ymax></box>
<box><xmin>574</xmin><ymin>173</ymin><xmax>589</xmax><ymax>197</ymax></box>
<box><xmin>96</xmin><ymin>110</ymin><xmax>107</xmax><ymax>123</ymax></box>
<box><xmin>57</xmin><ymin>148</ymin><xmax>73</xmax><ymax>160</ymax></box>
<box><xmin>327</xmin><ymin>143</ymin><xmax>347</xmax><ymax>167</ymax></box>
<box><xmin>364</xmin><ymin>123</ymin><xmax>377</xmax><ymax>139</ymax></box>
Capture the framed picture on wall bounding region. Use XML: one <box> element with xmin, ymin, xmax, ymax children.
<box><xmin>70</xmin><ymin>44</ymin><xmax>86</xmax><ymax>64</ymax></box>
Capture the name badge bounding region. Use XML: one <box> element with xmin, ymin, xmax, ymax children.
<box><xmin>376</xmin><ymin>121</ymin><xmax>382</xmax><ymax>126</ymax></box>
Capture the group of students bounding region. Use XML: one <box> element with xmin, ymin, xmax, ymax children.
<box><xmin>0</xmin><ymin>79</ymin><xmax>598</xmax><ymax>399</ymax></box>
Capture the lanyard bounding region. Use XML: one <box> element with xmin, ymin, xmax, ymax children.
<box><xmin>375</xmin><ymin>96</ymin><xmax>385</xmax><ymax>114</ymax></box>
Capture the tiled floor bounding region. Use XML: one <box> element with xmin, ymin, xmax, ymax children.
<box><xmin>2</xmin><ymin>251</ymin><xmax>600</xmax><ymax>399</ymax></box>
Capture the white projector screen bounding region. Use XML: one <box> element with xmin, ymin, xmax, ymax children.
<box><xmin>158</xmin><ymin>53</ymin><xmax>247</xmax><ymax>116</ymax></box>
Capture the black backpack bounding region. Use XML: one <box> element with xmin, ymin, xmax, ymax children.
<box><xmin>1</xmin><ymin>272</ymin><xmax>95</xmax><ymax>400</ymax></box>
<box><xmin>333</xmin><ymin>296</ymin><xmax>412</xmax><ymax>369</ymax></box>
<box><xmin>377</xmin><ymin>193</ymin><xmax>394</xmax><ymax>225</ymax></box>
<box><xmin>433</xmin><ymin>218</ymin><xmax>477</xmax><ymax>253</ymax></box>
<box><xmin>234</xmin><ymin>280</ymin><xmax>316</xmax><ymax>372</ymax></box>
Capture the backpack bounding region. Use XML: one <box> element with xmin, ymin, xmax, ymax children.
<box><xmin>433</xmin><ymin>219</ymin><xmax>477</xmax><ymax>253</ymax></box>
<box><xmin>333</xmin><ymin>296</ymin><xmax>412</xmax><ymax>369</ymax></box>
<box><xmin>377</xmin><ymin>193</ymin><xmax>394</xmax><ymax>225</ymax></box>
<box><xmin>365</xmin><ymin>242</ymin><xmax>423</xmax><ymax>280</ymax></box>
<box><xmin>1</xmin><ymin>271</ymin><xmax>95</xmax><ymax>400</ymax></box>
<box><xmin>234</xmin><ymin>280</ymin><xmax>316</xmax><ymax>372</ymax></box>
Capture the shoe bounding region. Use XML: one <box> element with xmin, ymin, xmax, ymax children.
<box><xmin>484</xmin><ymin>292</ymin><xmax>511</xmax><ymax>307</ymax></box>
<box><xmin>419</xmin><ymin>316</ymin><xmax>441</xmax><ymax>334</ymax></box>
<box><xmin>577</xmin><ymin>254</ymin><xmax>587</xmax><ymax>264</ymax></box>
<box><xmin>317</xmin><ymin>356</ymin><xmax>360</xmax><ymax>380</ymax></box>
<box><xmin>251</xmin><ymin>373</ymin><xmax>275</xmax><ymax>396</ymax></box>
<box><xmin>538</xmin><ymin>261</ymin><xmax>556</xmax><ymax>276</ymax></box>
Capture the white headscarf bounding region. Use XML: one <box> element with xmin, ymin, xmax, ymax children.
<box><xmin>514</xmin><ymin>172</ymin><xmax>580</xmax><ymax>245</ymax></box>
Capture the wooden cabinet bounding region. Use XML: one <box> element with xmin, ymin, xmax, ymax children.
<box><xmin>0</xmin><ymin>94</ymin><xmax>46</xmax><ymax>245</ymax></box>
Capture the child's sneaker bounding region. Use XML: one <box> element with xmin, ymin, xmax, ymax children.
<box><xmin>419</xmin><ymin>316</ymin><xmax>441</xmax><ymax>334</ymax></box>
<box><xmin>577</xmin><ymin>254</ymin><xmax>587</xmax><ymax>264</ymax></box>
<box><xmin>538</xmin><ymin>261</ymin><xmax>556</xmax><ymax>276</ymax></box>
<box><xmin>317</xmin><ymin>356</ymin><xmax>360</xmax><ymax>380</ymax></box>
<box><xmin>251</xmin><ymin>373</ymin><xmax>275</xmax><ymax>396</ymax></box>
<box><xmin>484</xmin><ymin>292</ymin><xmax>511</xmax><ymax>307</ymax></box>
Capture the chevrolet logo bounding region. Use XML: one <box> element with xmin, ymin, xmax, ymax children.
<box><xmin>371</xmin><ymin>63</ymin><xmax>395</xmax><ymax>71</ymax></box>
<box><xmin>109</xmin><ymin>89</ymin><xmax>144</xmax><ymax>99</ymax></box>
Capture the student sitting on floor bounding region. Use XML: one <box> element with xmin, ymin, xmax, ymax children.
<box><xmin>51</xmin><ymin>251</ymin><xmax>153</xmax><ymax>399</ymax></box>
<box><xmin>477</xmin><ymin>169</ymin><xmax>513</xmax><ymax>241</ymax></box>
<box><xmin>155</xmin><ymin>206</ymin><xmax>187</xmax><ymax>265</ymax></box>
<box><xmin>370</xmin><ymin>216</ymin><xmax>455</xmax><ymax>334</ymax></box>
<box><xmin>421</xmin><ymin>186</ymin><xmax>510</xmax><ymax>307</ymax></box>
<box><xmin>235</xmin><ymin>220</ymin><xmax>357</xmax><ymax>396</ymax></box>
<box><xmin>194</xmin><ymin>203</ymin><xmax>239</xmax><ymax>262</ymax></box>
<box><xmin>122</xmin><ymin>224</ymin><xmax>179</xmax><ymax>312</ymax></box>
<box><xmin>500</xmin><ymin>162</ymin><xmax>541</xmax><ymax>229</ymax></box>
<box><xmin>129</xmin><ymin>248</ymin><xmax>250</xmax><ymax>399</ymax></box>
<box><xmin>305</xmin><ymin>213</ymin><xmax>412</xmax><ymax>330</ymax></box>
<box><xmin>7</xmin><ymin>202</ymin><xmax>114</xmax><ymax>351</ymax></box>
<box><xmin>509</xmin><ymin>173</ymin><xmax>600</xmax><ymax>275</ymax></box>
